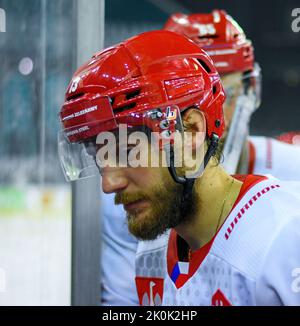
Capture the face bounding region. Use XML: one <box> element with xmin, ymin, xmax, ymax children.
<box><xmin>100</xmin><ymin>109</ymin><xmax>205</xmax><ymax>240</ymax></box>
<box><xmin>102</xmin><ymin>159</ymin><xmax>198</xmax><ymax>241</ymax></box>
<box><xmin>221</xmin><ymin>71</ymin><xmax>244</xmax><ymax>136</ymax></box>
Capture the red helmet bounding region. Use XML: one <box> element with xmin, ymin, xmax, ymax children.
<box><xmin>164</xmin><ymin>10</ymin><xmax>254</xmax><ymax>74</ymax></box>
<box><xmin>276</xmin><ymin>131</ymin><xmax>300</xmax><ymax>146</ymax></box>
<box><xmin>60</xmin><ymin>30</ymin><xmax>225</xmax><ymax>143</ymax></box>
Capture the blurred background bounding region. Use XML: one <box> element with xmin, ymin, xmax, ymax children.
<box><xmin>0</xmin><ymin>0</ymin><xmax>299</xmax><ymax>305</ymax></box>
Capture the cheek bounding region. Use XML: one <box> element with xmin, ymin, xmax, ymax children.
<box><xmin>127</xmin><ymin>166</ymin><xmax>174</xmax><ymax>201</ymax></box>
<box><xmin>126</xmin><ymin>167</ymin><xmax>163</xmax><ymax>188</ymax></box>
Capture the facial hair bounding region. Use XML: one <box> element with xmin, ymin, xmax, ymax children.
<box><xmin>114</xmin><ymin>170</ymin><xmax>197</xmax><ymax>241</ymax></box>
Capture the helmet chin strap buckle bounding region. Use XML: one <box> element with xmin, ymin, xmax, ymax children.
<box><xmin>204</xmin><ymin>133</ymin><xmax>219</xmax><ymax>168</ymax></box>
<box><xmin>165</xmin><ymin>144</ymin><xmax>186</xmax><ymax>184</ymax></box>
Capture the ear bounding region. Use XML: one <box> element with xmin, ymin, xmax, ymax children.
<box><xmin>182</xmin><ymin>108</ymin><xmax>206</xmax><ymax>151</ymax></box>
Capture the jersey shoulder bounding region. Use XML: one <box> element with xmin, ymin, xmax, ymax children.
<box><xmin>248</xmin><ymin>135</ymin><xmax>300</xmax><ymax>181</ymax></box>
<box><xmin>211</xmin><ymin>176</ymin><xmax>300</xmax><ymax>280</ymax></box>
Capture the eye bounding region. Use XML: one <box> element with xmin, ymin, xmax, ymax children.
<box><xmin>84</xmin><ymin>141</ymin><xmax>97</xmax><ymax>156</ymax></box>
<box><xmin>115</xmin><ymin>145</ymin><xmax>134</xmax><ymax>164</ymax></box>
<box><xmin>118</xmin><ymin>144</ymin><xmax>134</xmax><ymax>153</ymax></box>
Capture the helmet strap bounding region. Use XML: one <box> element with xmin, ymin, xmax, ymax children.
<box><xmin>166</xmin><ymin>133</ymin><xmax>220</xmax><ymax>205</ymax></box>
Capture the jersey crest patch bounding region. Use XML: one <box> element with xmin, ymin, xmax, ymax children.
<box><xmin>212</xmin><ymin>289</ymin><xmax>232</xmax><ymax>306</ymax></box>
<box><xmin>135</xmin><ymin>277</ymin><xmax>164</xmax><ymax>306</ymax></box>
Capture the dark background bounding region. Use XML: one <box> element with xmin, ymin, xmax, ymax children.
<box><xmin>106</xmin><ymin>0</ymin><xmax>300</xmax><ymax>137</ymax></box>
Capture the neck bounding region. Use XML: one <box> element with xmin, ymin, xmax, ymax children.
<box><xmin>175</xmin><ymin>161</ymin><xmax>243</xmax><ymax>251</ymax></box>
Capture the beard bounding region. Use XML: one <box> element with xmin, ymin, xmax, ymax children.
<box><xmin>114</xmin><ymin>169</ymin><xmax>197</xmax><ymax>241</ymax></box>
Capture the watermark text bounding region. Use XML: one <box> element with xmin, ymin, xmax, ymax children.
<box><xmin>291</xmin><ymin>267</ymin><xmax>300</xmax><ymax>293</ymax></box>
<box><xmin>291</xmin><ymin>8</ymin><xmax>300</xmax><ymax>33</ymax></box>
<box><xmin>0</xmin><ymin>8</ymin><xmax>6</xmax><ymax>32</ymax></box>
<box><xmin>0</xmin><ymin>268</ymin><xmax>6</xmax><ymax>292</ymax></box>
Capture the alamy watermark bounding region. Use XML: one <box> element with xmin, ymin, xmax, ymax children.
<box><xmin>291</xmin><ymin>8</ymin><xmax>300</xmax><ymax>33</ymax></box>
<box><xmin>94</xmin><ymin>126</ymin><xmax>206</xmax><ymax>179</ymax></box>
<box><xmin>0</xmin><ymin>8</ymin><xmax>6</xmax><ymax>32</ymax></box>
<box><xmin>60</xmin><ymin>124</ymin><xmax>208</xmax><ymax>181</ymax></box>
<box><xmin>0</xmin><ymin>268</ymin><xmax>6</xmax><ymax>292</ymax></box>
<box><xmin>291</xmin><ymin>267</ymin><xmax>300</xmax><ymax>293</ymax></box>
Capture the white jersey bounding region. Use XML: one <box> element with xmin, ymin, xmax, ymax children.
<box><xmin>135</xmin><ymin>175</ymin><xmax>300</xmax><ymax>306</ymax></box>
<box><xmin>100</xmin><ymin>193</ymin><xmax>139</xmax><ymax>305</ymax></box>
<box><xmin>248</xmin><ymin>136</ymin><xmax>300</xmax><ymax>180</ymax></box>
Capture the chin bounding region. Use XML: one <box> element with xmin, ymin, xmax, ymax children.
<box><xmin>127</xmin><ymin>206</ymin><xmax>152</xmax><ymax>222</ymax></box>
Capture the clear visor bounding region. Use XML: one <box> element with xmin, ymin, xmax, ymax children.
<box><xmin>224</xmin><ymin>62</ymin><xmax>262</xmax><ymax>112</ymax></box>
<box><xmin>58</xmin><ymin>105</ymin><xmax>184</xmax><ymax>181</ymax></box>
<box><xmin>221</xmin><ymin>63</ymin><xmax>262</xmax><ymax>174</ymax></box>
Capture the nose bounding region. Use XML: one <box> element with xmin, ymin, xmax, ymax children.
<box><xmin>101</xmin><ymin>168</ymin><xmax>129</xmax><ymax>194</ymax></box>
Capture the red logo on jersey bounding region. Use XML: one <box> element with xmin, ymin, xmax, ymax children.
<box><xmin>135</xmin><ymin>277</ymin><xmax>164</xmax><ymax>306</ymax></box>
<box><xmin>212</xmin><ymin>289</ymin><xmax>232</xmax><ymax>306</ymax></box>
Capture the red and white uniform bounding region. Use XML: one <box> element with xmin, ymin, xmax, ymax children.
<box><xmin>248</xmin><ymin>136</ymin><xmax>300</xmax><ymax>180</ymax></box>
<box><xmin>101</xmin><ymin>136</ymin><xmax>300</xmax><ymax>305</ymax></box>
<box><xmin>135</xmin><ymin>175</ymin><xmax>300</xmax><ymax>306</ymax></box>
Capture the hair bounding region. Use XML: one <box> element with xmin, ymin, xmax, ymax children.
<box><xmin>207</xmin><ymin>136</ymin><xmax>223</xmax><ymax>165</ymax></box>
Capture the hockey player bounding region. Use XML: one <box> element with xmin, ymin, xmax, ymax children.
<box><xmin>100</xmin><ymin>10</ymin><xmax>300</xmax><ymax>306</ymax></box>
<box><xmin>277</xmin><ymin>131</ymin><xmax>300</xmax><ymax>146</ymax></box>
<box><xmin>59</xmin><ymin>30</ymin><xmax>300</xmax><ymax>306</ymax></box>
<box><xmin>164</xmin><ymin>9</ymin><xmax>300</xmax><ymax>178</ymax></box>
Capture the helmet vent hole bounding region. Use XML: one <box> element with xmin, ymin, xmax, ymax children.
<box><xmin>197</xmin><ymin>59</ymin><xmax>211</xmax><ymax>73</ymax></box>
<box><xmin>125</xmin><ymin>89</ymin><xmax>141</xmax><ymax>100</ymax></box>
<box><xmin>114</xmin><ymin>103</ymin><xmax>136</xmax><ymax>114</ymax></box>
<box><xmin>197</xmin><ymin>35</ymin><xmax>219</xmax><ymax>40</ymax></box>
<box><xmin>66</xmin><ymin>92</ymin><xmax>84</xmax><ymax>101</ymax></box>
<box><xmin>244</xmin><ymin>47</ymin><xmax>251</xmax><ymax>59</ymax></box>
<box><xmin>213</xmin><ymin>85</ymin><xmax>217</xmax><ymax>94</ymax></box>
<box><xmin>110</xmin><ymin>97</ymin><xmax>115</xmax><ymax>106</ymax></box>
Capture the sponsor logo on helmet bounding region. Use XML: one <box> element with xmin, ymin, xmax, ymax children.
<box><xmin>62</xmin><ymin>105</ymin><xmax>98</xmax><ymax>122</ymax></box>
<box><xmin>166</xmin><ymin>107</ymin><xmax>177</xmax><ymax>120</ymax></box>
<box><xmin>66</xmin><ymin>126</ymin><xmax>90</xmax><ymax>137</ymax></box>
